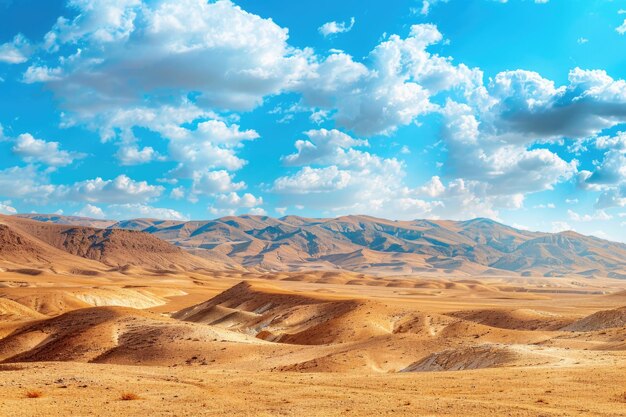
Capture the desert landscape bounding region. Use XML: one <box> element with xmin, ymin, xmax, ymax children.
<box><xmin>2</xmin><ymin>1</ymin><xmax>626</xmax><ymax>415</ymax></box>
<box><xmin>0</xmin><ymin>214</ymin><xmax>624</xmax><ymax>416</ymax></box>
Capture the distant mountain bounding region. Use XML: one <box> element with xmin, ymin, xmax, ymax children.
<box><xmin>14</xmin><ymin>213</ymin><xmax>626</xmax><ymax>278</ymax></box>
<box><xmin>1</xmin><ymin>215</ymin><xmax>226</xmax><ymax>274</ymax></box>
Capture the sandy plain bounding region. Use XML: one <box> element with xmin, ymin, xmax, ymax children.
<box><xmin>0</xmin><ymin>269</ymin><xmax>623</xmax><ymax>416</ymax></box>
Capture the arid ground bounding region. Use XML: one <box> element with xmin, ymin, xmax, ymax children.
<box><xmin>0</xmin><ymin>267</ymin><xmax>624</xmax><ymax>416</ymax></box>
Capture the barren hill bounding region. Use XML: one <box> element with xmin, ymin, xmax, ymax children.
<box><xmin>0</xmin><ymin>215</ymin><xmax>225</xmax><ymax>274</ymax></box>
<box><xmin>14</xmin><ymin>213</ymin><xmax>626</xmax><ymax>277</ymax></box>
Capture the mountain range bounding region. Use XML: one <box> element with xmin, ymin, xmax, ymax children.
<box><xmin>11</xmin><ymin>213</ymin><xmax>626</xmax><ymax>278</ymax></box>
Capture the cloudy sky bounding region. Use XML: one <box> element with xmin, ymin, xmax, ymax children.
<box><xmin>1</xmin><ymin>0</ymin><xmax>626</xmax><ymax>241</ymax></box>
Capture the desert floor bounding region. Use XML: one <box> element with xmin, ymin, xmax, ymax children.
<box><xmin>0</xmin><ymin>271</ymin><xmax>625</xmax><ymax>416</ymax></box>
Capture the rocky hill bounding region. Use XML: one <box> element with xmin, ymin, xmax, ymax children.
<box><xmin>15</xmin><ymin>214</ymin><xmax>626</xmax><ymax>277</ymax></box>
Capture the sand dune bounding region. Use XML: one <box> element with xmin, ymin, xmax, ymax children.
<box><xmin>448</xmin><ymin>308</ymin><xmax>576</xmax><ymax>331</ymax></box>
<box><xmin>0</xmin><ymin>306</ymin><xmax>271</xmax><ymax>364</ymax></box>
<box><xmin>563</xmin><ymin>306</ymin><xmax>626</xmax><ymax>332</ymax></box>
<box><xmin>0</xmin><ymin>298</ymin><xmax>46</xmax><ymax>321</ymax></box>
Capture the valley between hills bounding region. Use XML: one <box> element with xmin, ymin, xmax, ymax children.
<box><xmin>0</xmin><ymin>214</ymin><xmax>624</xmax><ymax>416</ymax></box>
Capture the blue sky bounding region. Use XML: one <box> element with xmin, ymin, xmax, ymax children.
<box><xmin>1</xmin><ymin>0</ymin><xmax>626</xmax><ymax>242</ymax></box>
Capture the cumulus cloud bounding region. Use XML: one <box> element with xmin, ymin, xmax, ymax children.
<box><xmin>115</xmin><ymin>145</ymin><xmax>161</xmax><ymax>166</ymax></box>
<box><xmin>595</xmin><ymin>186</ymin><xmax>626</xmax><ymax>209</ymax></box>
<box><xmin>318</xmin><ymin>17</ymin><xmax>355</xmax><ymax>37</ymax></box>
<box><xmin>0</xmin><ymin>201</ymin><xmax>17</xmax><ymax>214</ymax></box>
<box><xmin>4</xmin><ymin>5</ymin><xmax>625</xmax><ymax>226</ymax></box>
<box><xmin>75</xmin><ymin>204</ymin><xmax>106</xmax><ymax>219</ymax></box>
<box><xmin>215</xmin><ymin>192</ymin><xmax>263</xmax><ymax>208</ymax></box>
<box><xmin>272</xmin><ymin>129</ymin><xmax>446</xmax><ymax>218</ymax></box>
<box><xmin>440</xmin><ymin>100</ymin><xmax>578</xmax><ymax>197</ymax></box>
<box><xmin>22</xmin><ymin>65</ymin><xmax>62</xmax><ymax>83</ymax></box>
<box><xmin>412</xmin><ymin>176</ymin><xmax>525</xmax><ymax>220</ymax></box>
<box><xmin>191</xmin><ymin>170</ymin><xmax>245</xmax><ymax>197</ymax></box>
<box><xmin>282</xmin><ymin>129</ymin><xmax>368</xmax><ymax>166</ymax></box>
<box><xmin>272</xmin><ymin>127</ymin><xmax>525</xmax><ymax>219</ymax></box>
<box><xmin>551</xmin><ymin>221</ymin><xmax>572</xmax><ymax>233</ymax></box>
<box><xmin>273</xmin><ymin>166</ymin><xmax>352</xmax><ymax>194</ymax></box>
<box><xmin>483</xmin><ymin>69</ymin><xmax>626</xmax><ymax>143</ymax></box>
<box><xmin>299</xmin><ymin>24</ymin><xmax>481</xmax><ymax>136</ymax></box>
<box><xmin>77</xmin><ymin>102</ymin><xmax>258</xmax><ymax>187</ymax></box>
<box><xmin>168</xmin><ymin>119</ymin><xmax>260</xmax><ymax>176</ymax></box>
<box><xmin>34</xmin><ymin>0</ymin><xmax>312</xmax><ymax>114</ymax></box>
<box><xmin>74</xmin><ymin>203</ymin><xmax>187</xmax><ymax>220</ymax></box>
<box><xmin>12</xmin><ymin>133</ymin><xmax>84</xmax><ymax>167</ymax></box>
<box><xmin>61</xmin><ymin>175</ymin><xmax>163</xmax><ymax>204</ymax></box>
<box><xmin>209</xmin><ymin>191</ymin><xmax>264</xmax><ymax>216</ymax></box>
<box><xmin>576</xmin><ymin>132</ymin><xmax>626</xmax><ymax>209</ymax></box>
<box><xmin>418</xmin><ymin>0</ymin><xmax>448</xmax><ymax>15</ymax></box>
<box><xmin>568</xmin><ymin>209</ymin><xmax>612</xmax><ymax>222</ymax></box>
<box><xmin>106</xmin><ymin>203</ymin><xmax>187</xmax><ymax>220</ymax></box>
<box><xmin>0</xmin><ymin>165</ymin><xmax>56</xmax><ymax>200</ymax></box>
<box><xmin>170</xmin><ymin>186</ymin><xmax>185</xmax><ymax>200</ymax></box>
<box><xmin>0</xmin><ymin>34</ymin><xmax>31</xmax><ymax>64</ymax></box>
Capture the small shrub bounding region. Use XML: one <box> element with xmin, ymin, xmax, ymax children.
<box><xmin>25</xmin><ymin>390</ymin><xmax>43</xmax><ymax>399</ymax></box>
<box><xmin>120</xmin><ymin>392</ymin><xmax>140</xmax><ymax>401</ymax></box>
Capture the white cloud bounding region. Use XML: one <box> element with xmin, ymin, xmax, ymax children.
<box><xmin>318</xmin><ymin>17</ymin><xmax>355</xmax><ymax>37</ymax></box>
<box><xmin>577</xmin><ymin>132</ymin><xmax>626</xmax><ymax>209</ymax></box>
<box><xmin>106</xmin><ymin>203</ymin><xmax>187</xmax><ymax>220</ymax></box>
<box><xmin>418</xmin><ymin>176</ymin><xmax>446</xmax><ymax>197</ymax></box>
<box><xmin>0</xmin><ymin>165</ymin><xmax>56</xmax><ymax>200</ymax></box>
<box><xmin>273</xmin><ymin>166</ymin><xmax>352</xmax><ymax>194</ymax></box>
<box><xmin>0</xmin><ymin>201</ymin><xmax>17</xmax><ymax>215</ymax></box>
<box><xmin>596</xmin><ymin>132</ymin><xmax>626</xmax><ymax>150</ymax></box>
<box><xmin>551</xmin><ymin>221</ymin><xmax>572</xmax><ymax>233</ymax></box>
<box><xmin>209</xmin><ymin>191</ymin><xmax>264</xmax><ymax>216</ymax></box>
<box><xmin>595</xmin><ymin>186</ymin><xmax>626</xmax><ymax>209</ymax></box>
<box><xmin>282</xmin><ymin>129</ymin><xmax>368</xmax><ymax>166</ymax></box>
<box><xmin>440</xmin><ymin>100</ymin><xmax>578</xmax><ymax>197</ymax></box>
<box><xmin>75</xmin><ymin>204</ymin><xmax>106</xmax><ymax>219</ymax></box>
<box><xmin>73</xmin><ymin>102</ymin><xmax>257</xmax><ymax>190</ymax></box>
<box><xmin>170</xmin><ymin>186</ymin><xmax>185</xmax><ymax>200</ymax></box>
<box><xmin>62</xmin><ymin>175</ymin><xmax>163</xmax><ymax>204</ymax></box>
<box><xmin>0</xmin><ymin>34</ymin><xmax>31</xmax><ymax>64</ymax></box>
<box><xmin>35</xmin><ymin>0</ymin><xmax>313</xmax><ymax>113</ymax></box>
<box><xmin>191</xmin><ymin>170</ymin><xmax>245</xmax><ymax>196</ymax></box>
<box><xmin>168</xmin><ymin>119</ymin><xmax>259</xmax><ymax>176</ymax></box>
<box><xmin>272</xmin><ymin>129</ymin><xmax>449</xmax><ymax>218</ymax></box>
<box><xmin>299</xmin><ymin>24</ymin><xmax>481</xmax><ymax>136</ymax></box>
<box><xmin>275</xmin><ymin>207</ymin><xmax>287</xmax><ymax>216</ymax></box>
<box><xmin>248</xmin><ymin>207</ymin><xmax>267</xmax><ymax>216</ymax></box>
<box><xmin>419</xmin><ymin>0</ymin><xmax>448</xmax><ymax>15</ymax></box>
<box><xmin>486</xmin><ymin>69</ymin><xmax>626</xmax><ymax>142</ymax></box>
<box><xmin>22</xmin><ymin>65</ymin><xmax>62</xmax><ymax>83</ymax></box>
<box><xmin>214</xmin><ymin>192</ymin><xmax>262</xmax><ymax>208</ymax></box>
<box><xmin>12</xmin><ymin>133</ymin><xmax>84</xmax><ymax>167</ymax></box>
<box><xmin>413</xmin><ymin>176</ymin><xmax>525</xmax><ymax>220</ymax></box>
<box><xmin>115</xmin><ymin>145</ymin><xmax>160</xmax><ymax>166</ymax></box>
<box><xmin>567</xmin><ymin>209</ymin><xmax>612</xmax><ymax>222</ymax></box>
<box><xmin>94</xmin><ymin>104</ymin><xmax>259</xmax><ymax>178</ymax></box>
